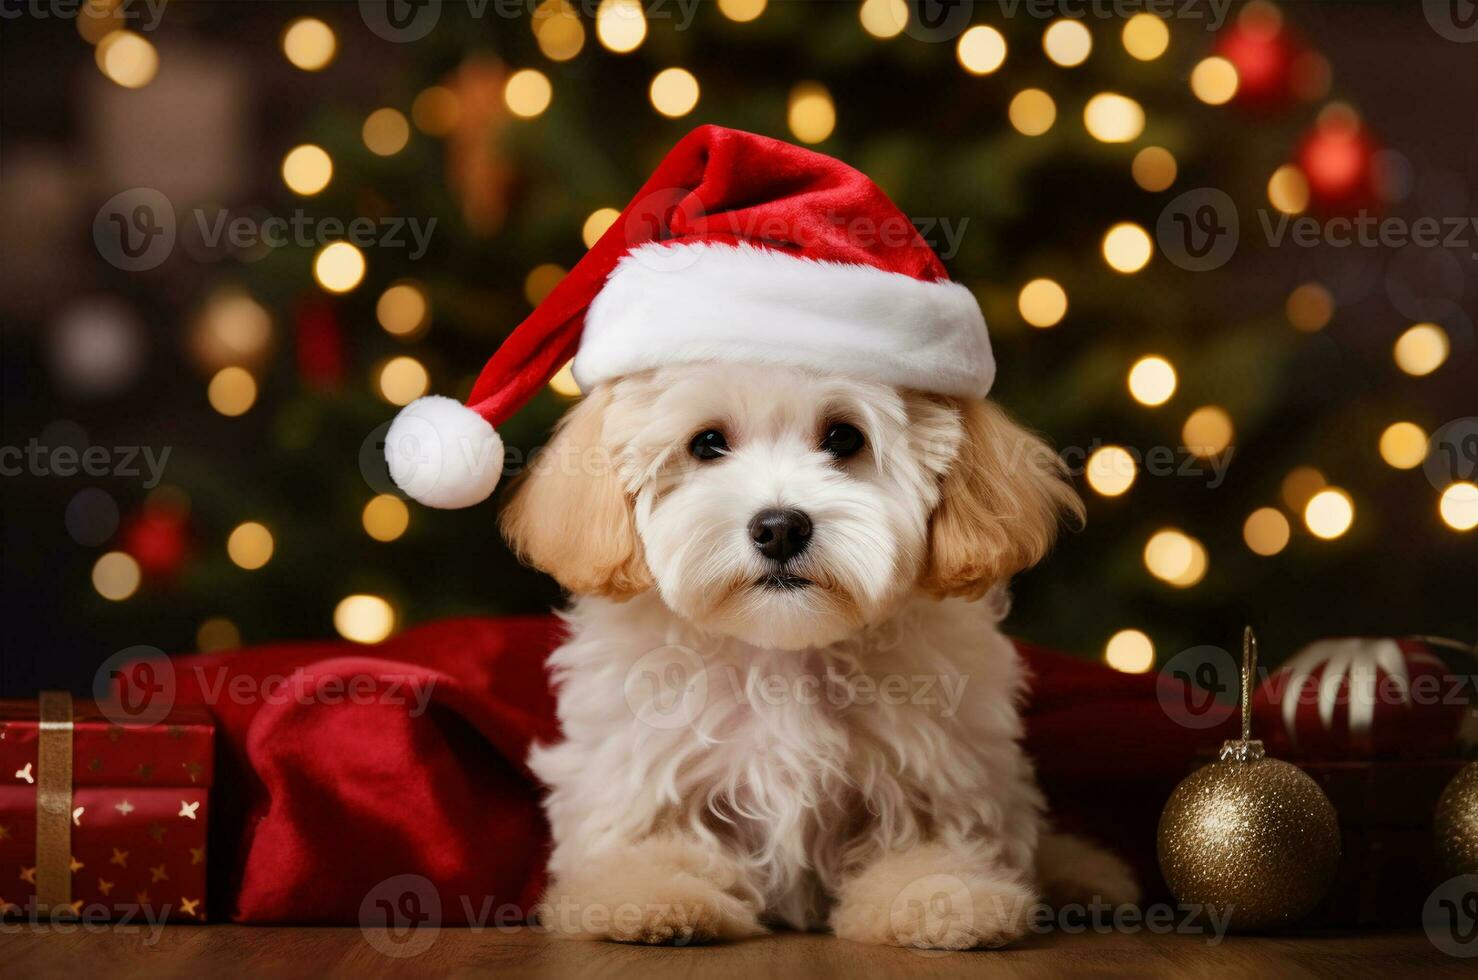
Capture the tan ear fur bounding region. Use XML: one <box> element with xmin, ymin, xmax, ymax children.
<box><xmin>920</xmin><ymin>399</ymin><xmax>1084</xmax><ymax>599</ymax></box>
<box><xmin>499</xmin><ymin>387</ymin><xmax>654</xmax><ymax>598</ymax></box>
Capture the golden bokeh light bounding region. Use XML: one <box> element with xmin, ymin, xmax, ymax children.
<box><xmin>524</xmin><ymin>263</ymin><xmax>567</xmax><ymax>306</ymax></box>
<box><xmin>1243</xmin><ymin>508</ymin><xmax>1291</xmax><ymax>557</ymax></box>
<box><xmin>378</xmin><ymin>356</ymin><xmax>430</xmax><ymax>406</ymax></box>
<box><xmin>1043</xmin><ymin>19</ymin><xmax>1092</xmax><ymax>67</ymax></box>
<box><xmin>313</xmin><ymin>242</ymin><xmax>366</xmax><ymax>294</ymax></box>
<box><xmin>1127</xmin><ymin>355</ymin><xmax>1177</xmax><ymax>406</ymax></box>
<box><xmin>1018</xmin><ymin>278</ymin><xmax>1068</xmax><ymax>328</ymax></box>
<box><xmin>719</xmin><ymin>0</ymin><xmax>768</xmax><ymax>23</ymax></box>
<box><xmin>1105</xmin><ymin>629</ymin><xmax>1155</xmax><ymax>673</ymax></box>
<box><xmin>334</xmin><ymin>594</ymin><xmax>396</xmax><ymax>644</ymax></box>
<box><xmin>649</xmin><ymin>68</ymin><xmax>700</xmax><ymax>117</ymax></box>
<box><xmin>504</xmin><ymin>69</ymin><xmax>554</xmax><ymax>118</ymax></box>
<box><xmin>1131</xmin><ymin>146</ymin><xmax>1177</xmax><ymax>192</ymax></box>
<box><xmin>281</xmin><ymin>144</ymin><xmax>333</xmax><ymax>196</ymax></box>
<box><xmin>957</xmin><ymin>25</ymin><xmax>1007</xmax><ymax>75</ymax></box>
<box><xmin>549</xmin><ymin>360</ymin><xmax>582</xmax><ymax>397</ymax></box>
<box><xmin>1286</xmin><ymin>282</ymin><xmax>1334</xmax><ymax>331</ymax></box>
<box><xmin>1122</xmin><ymin>13</ymin><xmax>1169</xmax><ymax>61</ymax></box>
<box><xmin>197</xmin><ymin>291</ymin><xmax>272</xmax><ymax>365</ymax></box>
<box><xmin>582</xmin><ymin>207</ymin><xmax>621</xmax><ymax>248</ymax></box>
<box><xmin>363</xmin><ymin>108</ymin><xmax>411</xmax><ymax>157</ymax></box>
<box><xmin>1267</xmin><ymin>164</ymin><xmax>1310</xmax><ymax>215</ymax></box>
<box><xmin>1085</xmin><ymin>445</ymin><xmax>1137</xmax><ymax>497</ymax></box>
<box><xmin>96</xmin><ymin>30</ymin><xmax>159</xmax><ymax>89</ymax></box>
<box><xmin>93</xmin><ymin>551</ymin><xmax>141</xmax><ymax>601</ymax></box>
<box><xmin>413</xmin><ymin>86</ymin><xmax>462</xmax><ymax>135</ymax></box>
<box><xmin>363</xmin><ymin>495</ymin><xmax>412</xmax><ymax>543</ymax></box>
<box><xmin>227</xmin><ymin>521</ymin><xmax>274</xmax><ymax>570</ymax></box>
<box><xmin>1102</xmin><ymin>222</ymin><xmax>1153</xmax><ymax>273</ymax></box>
<box><xmin>1393</xmin><ymin>323</ymin><xmax>1450</xmax><ymax>376</ymax></box>
<box><xmin>1008</xmin><ymin>89</ymin><xmax>1056</xmax><ymax>136</ymax></box>
<box><xmin>596</xmin><ymin>0</ymin><xmax>647</xmax><ymax>53</ymax></box>
<box><xmin>533</xmin><ymin>0</ymin><xmax>586</xmax><ymax>62</ymax></box>
<box><xmin>1281</xmin><ymin>466</ymin><xmax>1326</xmax><ymax>512</ymax></box>
<box><xmin>196</xmin><ymin>617</ymin><xmax>242</xmax><ymax>653</ymax></box>
<box><xmin>1084</xmin><ymin>92</ymin><xmax>1145</xmax><ymax>143</ymax></box>
<box><xmin>376</xmin><ymin>282</ymin><xmax>430</xmax><ymax>338</ymax></box>
<box><xmin>1182</xmin><ymin>405</ymin><xmax>1234</xmax><ymax>456</ymax></box>
<box><xmin>1190</xmin><ymin>56</ymin><xmax>1239</xmax><ymax>105</ymax></box>
<box><xmin>1379</xmin><ymin>422</ymin><xmax>1428</xmax><ymax>470</ymax></box>
<box><xmin>208</xmin><ymin>367</ymin><xmax>258</xmax><ymax>417</ymax></box>
<box><xmin>858</xmin><ymin>0</ymin><xmax>906</xmax><ymax>39</ymax></box>
<box><xmin>1304</xmin><ymin>488</ymin><xmax>1355</xmax><ymax>540</ymax></box>
<box><xmin>281</xmin><ymin>17</ymin><xmax>336</xmax><ymax>71</ymax></box>
<box><xmin>1439</xmin><ymin>482</ymin><xmax>1478</xmax><ymax>532</ymax></box>
<box><xmin>788</xmin><ymin>82</ymin><xmax>836</xmax><ymax>144</ymax></box>
<box><xmin>1144</xmin><ymin>528</ymin><xmax>1207</xmax><ymax>587</ymax></box>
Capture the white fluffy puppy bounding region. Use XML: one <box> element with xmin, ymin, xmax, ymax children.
<box><xmin>502</xmin><ymin>362</ymin><xmax>1137</xmax><ymax>949</ymax></box>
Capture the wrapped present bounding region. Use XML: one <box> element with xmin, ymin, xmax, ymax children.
<box><xmin>0</xmin><ymin>692</ymin><xmax>212</xmax><ymax>922</ymax></box>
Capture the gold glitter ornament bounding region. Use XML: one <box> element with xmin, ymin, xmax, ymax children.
<box><xmin>1435</xmin><ymin>762</ymin><xmax>1478</xmax><ymax>875</ymax></box>
<box><xmin>1157</xmin><ymin>628</ymin><xmax>1342</xmax><ymax>931</ymax></box>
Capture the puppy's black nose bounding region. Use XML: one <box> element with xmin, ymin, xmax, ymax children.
<box><xmin>749</xmin><ymin>508</ymin><xmax>812</xmax><ymax>562</ymax></box>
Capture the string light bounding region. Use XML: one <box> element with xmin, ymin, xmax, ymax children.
<box><xmin>196</xmin><ymin>617</ymin><xmax>242</xmax><ymax>653</ymax></box>
<box><xmin>1127</xmin><ymin>355</ymin><xmax>1176</xmax><ymax>406</ymax></box>
<box><xmin>363</xmin><ymin>108</ymin><xmax>411</xmax><ymax>157</ymax></box>
<box><xmin>412</xmin><ymin>86</ymin><xmax>462</xmax><ymax>135</ymax></box>
<box><xmin>363</xmin><ymin>495</ymin><xmax>411</xmax><ymax>542</ymax></box>
<box><xmin>1393</xmin><ymin>323</ymin><xmax>1449</xmax><ymax>376</ymax></box>
<box><xmin>334</xmin><ymin>595</ymin><xmax>396</xmax><ymax>644</ymax></box>
<box><xmin>314</xmin><ymin>242</ymin><xmax>366</xmax><ymax>294</ymax></box>
<box><xmin>1105</xmin><ymin>629</ymin><xmax>1155</xmax><ymax>673</ymax></box>
<box><xmin>1084</xmin><ymin>93</ymin><xmax>1145</xmax><ymax>143</ymax></box>
<box><xmin>504</xmin><ymin>69</ymin><xmax>553</xmax><ymax>118</ymax></box>
<box><xmin>1102</xmin><ymin>222</ymin><xmax>1153</xmax><ymax>273</ymax></box>
<box><xmin>281</xmin><ymin>17</ymin><xmax>336</xmax><ymax>71</ymax></box>
<box><xmin>377</xmin><ymin>356</ymin><xmax>430</xmax><ymax>406</ymax></box>
<box><xmin>1243</xmin><ymin>508</ymin><xmax>1291</xmax><ymax>556</ymax></box>
<box><xmin>524</xmin><ymin>264</ymin><xmax>567</xmax><ymax>306</ymax></box>
<box><xmin>1182</xmin><ymin>406</ymin><xmax>1234</xmax><ymax>456</ymax></box>
<box><xmin>532</xmin><ymin>0</ymin><xmax>586</xmax><ymax>62</ymax></box>
<box><xmin>957</xmin><ymin>25</ymin><xmax>1007</xmax><ymax>75</ymax></box>
<box><xmin>649</xmin><ymin>68</ymin><xmax>700</xmax><ymax>117</ymax></box>
<box><xmin>582</xmin><ymin>207</ymin><xmax>620</xmax><ymax>248</ymax></box>
<box><xmin>1286</xmin><ymin>282</ymin><xmax>1333</xmax><ymax>331</ymax></box>
<box><xmin>1043</xmin><ymin>20</ymin><xmax>1092</xmax><ymax>67</ymax></box>
<box><xmin>92</xmin><ymin>551</ymin><xmax>141</xmax><ymax>601</ymax></box>
<box><xmin>226</xmin><ymin>522</ymin><xmax>274</xmax><ymax>570</ymax></box>
<box><xmin>1440</xmin><ymin>482</ymin><xmax>1478</xmax><ymax>532</ymax></box>
<box><xmin>719</xmin><ymin>0</ymin><xmax>768</xmax><ymax>23</ymax></box>
<box><xmin>208</xmin><ymin>367</ymin><xmax>257</xmax><ymax>417</ymax></box>
<box><xmin>1190</xmin><ymin>56</ymin><xmax>1239</xmax><ymax>105</ymax></box>
<box><xmin>858</xmin><ymin>0</ymin><xmax>905</xmax><ymax>38</ymax></box>
<box><xmin>1131</xmin><ymin>146</ymin><xmax>1177</xmax><ymax>192</ymax></box>
<box><xmin>376</xmin><ymin>282</ymin><xmax>430</xmax><ymax>338</ymax></box>
<box><xmin>549</xmin><ymin>360</ymin><xmax>582</xmax><ymax>397</ymax></box>
<box><xmin>195</xmin><ymin>291</ymin><xmax>272</xmax><ymax>366</ymax></box>
<box><xmin>1144</xmin><ymin>529</ymin><xmax>1208</xmax><ymax>587</ymax></box>
<box><xmin>596</xmin><ymin>0</ymin><xmax>647</xmax><ymax>53</ymax></box>
<box><xmin>788</xmin><ymin>83</ymin><xmax>836</xmax><ymax>144</ymax></box>
<box><xmin>1018</xmin><ymin>278</ymin><xmax>1067</xmax><ymax>328</ymax></box>
<box><xmin>1121</xmin><ymin>14</ymin><xmax>1169</xmax><ymax>61</ymax></box>
<box><xmin>1281</xmin><ymin>466</ymin><xmax>1326</xmax><ymax>511</ymax></box>
<box><xmin>1378</xmin><ymin>422</ymin><xmax>1427</xmax><ymax>470</ymax></box>
<box><xmin>281</xmin><ymin>144</ymin><xmax>333</xmax><ymax>196</ymax></box>
<box><xmin>1304</xmin><ymin>488</ymin><xmax>1354</xmax><ymax>540</ymax></box>
<box><xmin>96</xmin><ymin>30</ymin><xmax>158</xmax><ymax>89</ymax></box>
<box><xmin>1085</xmin><ymin>446</ymin><xmax>1136</xmax><ymax>497</ymax></box>
<box><xmin>1267</xmin><ymin>164</ymin><xmax>1310</xmax><ymax>215</ymax></box>
<box><xmin>1008</xmin><ymin>89</ymin><xmax>1056</xmax><ymax>136</ymax></box>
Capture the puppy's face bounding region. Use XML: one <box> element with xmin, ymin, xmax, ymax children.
<box><xmin>501</xmin><ymin>363</ymin><xmax>1081</xmax><ymax>650</ymax></box>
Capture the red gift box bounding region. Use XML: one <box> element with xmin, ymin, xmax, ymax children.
<box><xmin>0</xmin><ymin>692</ymin><xmax>213</xmax><ymax>922</ymax></box>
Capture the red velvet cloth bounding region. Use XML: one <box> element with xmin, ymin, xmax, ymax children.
<box><xmin>168</xmin><ymin>617</ymin><xmax>1231</xmax><ymax>923</ymax></box>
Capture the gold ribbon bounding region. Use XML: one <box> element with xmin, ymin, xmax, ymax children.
<box><xmin>35</xmin><ymin>691</ymin><xmax>73</xmax><ymax>914</ymax></box>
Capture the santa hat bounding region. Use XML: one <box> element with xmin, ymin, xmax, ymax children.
<box><xmin>386</xmin><ymin>124</ymin><xmax>994</xmax><ymax>509</ymax></box>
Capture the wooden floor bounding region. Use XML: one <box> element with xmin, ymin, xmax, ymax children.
<box><xmin>0</xmin><ymin>926</ymin><xmax>1465</xmax><ymax>979</ymax></box>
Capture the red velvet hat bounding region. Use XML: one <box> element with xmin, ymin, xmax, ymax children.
<box><xmin>386</xmin><ymin>124</ymin><xmax>994</xmax><ymax>509</ymax></box>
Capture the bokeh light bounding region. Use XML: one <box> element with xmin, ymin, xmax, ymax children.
<box><xmin>314</xmin><ymin>242</ymin><xmax>366</xmax><ymax>294</ymax></box>
<box><xmin>335</xmin><ymin>595</ymin><xmax>396</xmax><ymax>644</ymax></box>
<box><xmin>1144</xmin><ymin>529</ymin><xmax>1208</xmax><ymax>587</ymax></box>
<box><xmin>281</xmin><ymin>144</ymin><xmax>333</xmax><ymax>196</ymax></box>
<box><xmin>858</xmin><ymin>0</ymin><xmax>905</xmax><ymax>38</ymax></box>
<box><xmin>549</xmin><ymin>360</ymin><xmax>582</xmax><ymax>397</ymax></box>
<box><xmin>226</xmin><ymin>521</ymin><xmax>274</xmax><ymax>570</ymax></box>
<box><xmin>96</xmin><ymin>31</ymin><xmax>159</xmax><ymax>89</ymax></box>
<box><xmin>1281</xmin><ymin>466</ymin><xmax>1326</xmax><ymax>512</ymax></box>
<box><xmin>1018</xmin><ymin>278</ymin><xmax>1068</xmax><ymax>328</ymax></box>
<box><xmin>504</xmin><ymin>69</ymin><xmax>553</xmax><ymax>118</ymax></box>
<box><xmin>533</xmin><ymin>0</ymin><xmax>586</xmax><ymax>62</ymax></box>
<box><xmin>207</xmin><ymin>367</ymin><xmax>257</xmax><ymax>417</ymax></box>
<box><xmin>1085</xmin><ymin>445</ymin><xmax>1136</xmax><ymax>497</ymax></box>
<box><xmin>1243</xmin><ymin>508</ymin><xmax>1291</xmax><ymax>556</ymax></box>
<box><xmin>376</xmin><ymin>282</ymin><xmax>430</xmax><ymax>338</ymax></box>
<box><xmin>719</xmin><ymin>0</ymin><xmax>768</xmax><ymax>23</ymax></box>
<box><xmin>378</xmin><ymin>356</ymin><xmax>430</xmax><ymax>406</ymax></box>
<box><xmin>596</xmin><ymin>0</ymin><xmax>647</xmax><ymax>53</ymax></box>
<box><xmin>1182</xmin><ymin>406</ymin><xmax>1234</xmax><ymax>456</ymax></box>
<box><xmin>649</xmin><ymin>68</ymin><xmax>700</xmax><ymax>117</ymax></box>
<box><xmin>1440</xmin><ymin>482</ymin><xmax>1478</xmax><ymax>532</ymax></box>
<box><xmin>524</xmin><ymin>264</ymin><xmax>567</xmax><ymax>306</ymax></box>
<box><xmin>1043</xmin><ymin>20</ymin><xmax>1092</xmax><ymax>67</ymax></box>
<box><xmin>1190</xmin><ymin>56</ymin><xmax>1239</xmax><ymax>105</ymax></box>
<box><xmin>1008</xmin><ymin>89</ymin><xmax>1056</xmax><ymax>136</ymax></box>
<box><xmin>1127</xmin><ymin>355</ymin><xmax>1176</xmax><ymax>406</ymax></box>
<box><xmin>583</xmin><ymin>207</ymin><xmax>620</xmax><ymax>248</ymax></box>
<box><xmin>413</xmin><ymin>86</ymin><xmax>462</xmax><ymax>135</ymax></box>
<box><xmin>1084</xmin><ymin>93</ymin><xmax>1145</xmax><ymax>143</ymax></box>
<box><xmin>92</xmin><ymin>551</ymin><xmax>141</xmax><ymax>601</ymax></box>
<box><xmin>281</xmin><ymin>17</ymin><xmax>336</xmax><ymax>71</ymax></box>
<box><xmin>957</xmin><ymin>26</ymin><xmax>1007</xmax><ymax>75</ymax></box>
<box><xmin>1131</xmin><ymin>146</ymin><xmax>1177</xmax><ymax>192</ymax></box>
<box><xmin>1122</xmin><ymin>14</ymin><xmax>1169</xmax><ymax>61</ymax></box>
<box><xmin>196</xmin><ymin>617</ymin><xmax>242</xmax><ymax>653</ymax></box>
<box><xmin>1102</xmin><ymin>222</ymin><xmax>1153</xmax><ymax>273</ymax></box>
<box><xmin>1105</xmin><ymin>629</ymin><xmax>1155</xmax><ymax>673</ymax></box>
<box><xmin>363</xmin><ymin>495</ymin><xmax>411</xmax><ymax>542</ymax></box>
<box><xmin>1393</xmin><ymin>323</ymin><xmax>1449</xmax><ymax>376</ymax></box>
<box><xmin>1304</xmin><ymin>488</ymin><xmax>1355</xmax><ymax>540</ymax></box>
<box><xmin>788</xmin><ymin>83</ymin><xmax>836</xmax><ymax>144</ymax></box>
<box><xmin>1267</xmin><ymin>164</ymin><xmax>1310</xmax><ymax>214</ymax></box>
<box><xmin>363</xmin><ymin>108</ymin><xmax>411</xmax><ymax>156</ymax></box>
<box><xmin>1378</xmin><ymin>422</ymin><xmax>1427</xmax><ymax>470</ymax></box>
<box><xmin>1286</xmin><ymin>282</ymin><xmax>1334</xmax><ymax>331</ymax></box>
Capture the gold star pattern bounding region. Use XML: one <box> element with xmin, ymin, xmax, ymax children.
<box><xmin>190</xmin><ymin>846</ymin><xmax>206</xmax><ymax>866</ymax></box>
<box><xmin>19</xmin><ymin>867</ymin><xmax>36</xmax><ymax>885</ymax></box>
<box><xmin>14</xmin><ymin>763</ymin><xmax>33</xmax><ymax>784</ymax></box>
<box><xmin>178</xmin><ymin>800</ymin><xmax>200</xmax><ymax>820</ymax></box>
<box><xmin>149</xmin><ymin>864</ymin><xmax>168</xmax><ymax>884</ymax></box>
<box><xmin>182</xmin><ymin>761</ymin><xmax>205</xmax><ymax>783</ymax></box>
<box><xmin>72</xmin><ymin>806</ymin><xmax>85</xmax><ymax>826</ymax></box>
<box><xmin>135</xmin><ymin>890</ymin><xmax>151</xmax><ymax>905</ymax></box>
<box><xmin>67</xmin><ymin>899</ymin><xmax>84</xmax><ymax>916</ymax></box>
<box><xmin>70</xmin><ymin>856</ymin><xmax>84</xmax><ymax>874</ymax></box>
<box><xmin>179</xmin><ymin>896</ymin><xmax>201</xmax><ymax>917</ymax></box>
<box><xmin>135</xmin><ymin>762</ymin><xmax>155</xmax><ymax>780</ymax></box>
<box><xmin>0</xmin><ymin>824</ymin><xmax>9</xmax><ymax>841</ymax></box>
<box><xmin>0</xmin><ymin>898</ymin><xmax>18</xmax><ymax>916</ymax></box>
<box><xmin>147</xmin><ymin>821</ymin><xmax>166</xmax><ymax>843</ymax></box>
<box><xmin>110</xmin><ymin>848</ymin><xmax>129</xmax><ymax>868</ymax></box>
<box><xmin>98</xmin><ymin>878</ymin><xmax>115</xmax><ymax>896</ymax></box>
<box><xmin>114</xmin><ymin>799</ymin><xmax>135</xmax><ymax>817</ymax></box>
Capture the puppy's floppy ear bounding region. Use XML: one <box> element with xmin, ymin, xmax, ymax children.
<box><xmin>499</xmin><ymin>386</ymin><xmax>654</xmax><ymax>598</ymax></box>
<box><xmin>921</xmin><ymin>398</ymin><xmax>1084</xmax><ymax>599</ymax></box>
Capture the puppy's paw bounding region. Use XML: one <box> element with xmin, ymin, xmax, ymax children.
<box><xmin>1035</xmin><ymin>832</ymin><xmax>1141</xmax><ymax>908</ymax></box>
<box><xmin>831</xmin><ymin>844</ymin><xmax>1037</xmax><ymax>950</ymax></box>
<box><xmin>537</xmin><ymin>838</ymin><xmax>765</xmax><ymax>945</ymax></box>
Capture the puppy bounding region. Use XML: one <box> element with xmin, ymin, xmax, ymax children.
<box><xmin>501</xmin><ymin>361</ymin><xmax>1138</xmax><ymax>949</ymax></box>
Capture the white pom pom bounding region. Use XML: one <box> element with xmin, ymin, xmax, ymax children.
<box><xmin>384</xmin><ymin>395</ymin><xmax>505</xmax><ymax>509</ymax></box>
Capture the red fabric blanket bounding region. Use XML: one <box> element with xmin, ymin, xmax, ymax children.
<box><xmin>165</xmin><ymin>616</ymin><xmax>1232</xmax><ymax>923</ymax></box>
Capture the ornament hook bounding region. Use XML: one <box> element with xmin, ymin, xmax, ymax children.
<box><xmin>1220</xmin><ymin>625</ymin><xmax>1266</xmax><ymax>762</ymax></box>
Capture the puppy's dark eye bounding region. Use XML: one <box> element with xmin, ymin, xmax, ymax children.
<box><xmin>689</xmin><ymin>429</ymin><xmax>729</xmax><ymax>461</ymax></box>
<box><xmin>821</xmin><ymin>422</ymin><xmax>865</xmax><ymax>459</ymax></box>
